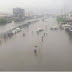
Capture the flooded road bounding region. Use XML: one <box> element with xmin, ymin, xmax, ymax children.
<box><xmin>0</xmin><ymin>17</ymin><xmax>72</xmax><ymax>71</ymax></box>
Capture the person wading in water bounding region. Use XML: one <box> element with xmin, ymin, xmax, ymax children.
<box><xmin>23</xmin><ymin>33</ymin><xmax>25</xmax><ymax>37</ymax></box>
<box><xmin>34</xmin><ymin>49</ymin><xmax>37</xmax><ymax>54</ymax></box>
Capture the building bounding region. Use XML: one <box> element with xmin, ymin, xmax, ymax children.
<box><xmin>68</xmin><ymin>12</ymin><xmax>72</xmax><ymax>19</ymax></box>
<box><xmin>13</xmin><ymin>8</ymin><xmax>25</xmax><ymax>18</ymax></box>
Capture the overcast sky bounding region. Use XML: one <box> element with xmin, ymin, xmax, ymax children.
<box><xmin>0</xmin><ymin>0</ymin><xmax>72</xmax><ymax>14</ymax></box>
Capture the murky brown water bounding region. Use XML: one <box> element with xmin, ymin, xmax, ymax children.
<box><xmin>0</xmin><ymin>17</ymin><xmax>72</xmax><ymax>71</ymax></box>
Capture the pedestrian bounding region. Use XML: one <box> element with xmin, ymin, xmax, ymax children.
<box><xmin>4</xmin><ymin>35</ymin><xmax>6</xmax><ymax>39</ymax></box>
<box><xmin>15</xmin><ymin>31</ymin><xmax>16</xmax><ymax>35</ymax></box>
<box><xmin>0</xmin><ymin>39</ymin><xmax>1</xmax><ymax>44</ymax></box>
<box><xmin>44</xmin><ymin>32</ymin><xmax>45</xmax><ymax>36</ymax></box>
<box><xmin>45</xmin><ymin>26</ymin><xmax>47</xmax><ymax>31</ymax></box>
<box><xmin>46</xmin><ymin>32</ymin><xmax>47</xmax><ymax>35</ymax></box>
<box><xmin>34</xmin><ymin>49</ymin><xmax>37</xmax><ymax>54</ymax></box>
<box><xmin>23</xmin><ymin>33</ymin><xmax>25</xmax><ymax>36</ymax></box>
<box><xmin>41</xmin><ymin>36</ymin><xmax>43</xmax><ymax>42</ymax></box>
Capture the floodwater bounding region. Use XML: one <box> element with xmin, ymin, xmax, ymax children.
<box><xmin>0</xmin><ymin>17</ymin><xmax>72</xmax><ymax>71</ymax></box>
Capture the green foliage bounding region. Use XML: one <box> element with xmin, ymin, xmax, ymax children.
<box><xmin>0</xmin><ymin>19</ymin><xmax>7</xmax><ymax>23</ymax></box>
<box><xmin>0</xmin><ymin>18</ymin><xmax>11</xmax><ymax>24</ymax></box>
<box><xmin>57</xmin><ymin>17</ymin><xmax>64</xmax><ymax>23</ymax></box>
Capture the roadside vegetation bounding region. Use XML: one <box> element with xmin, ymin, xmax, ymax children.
<box><xmin>57</xmin><ymin>16</ymin><xmax>68</xmax><ymax>24</ymax></box>
<box><xmin>0</xmin><ymin>18</ymin><xmax>12</xmax><ymax>25</ymax></box>
<box><xmin>57</xmin><ymin>17</ymin><xmax>64</xmax><ymax>23</ymax></box>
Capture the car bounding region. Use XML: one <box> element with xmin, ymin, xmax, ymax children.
<box><xmin>12</xmin><ymin>28</ymin><xmax>21</xmax><ymax>34</ymax></box>
<box><xmin>15</xmin><ymin>28</ymin><xmax>21</xmax><ymax>32</ymax></box>
<box><xmin>50</xmin><ymin>26</ymin><xmax>58</xmax><ymax>30</ymax></box>
<box><xmin>37</xmin><ymin>28</ymin><xmax>44</xmax><ymax>32</ymax></box>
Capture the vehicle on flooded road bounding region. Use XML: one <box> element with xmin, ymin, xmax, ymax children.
<box><xmin>50</xmin><ymin>25</ymin><xmax>58</xmax><ymax>30</ymax></box>
<box><xmin>36</xmin><ymin>28</ymin><xmax>44</xmax><ymax>32</ymax></box>
<box><xmin>12</xmin><ymin>28</ymin><xmax>21</xmax><ymax>34</ymax></box>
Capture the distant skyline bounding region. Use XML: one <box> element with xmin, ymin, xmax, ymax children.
<box><xmin>0</xmin><ymin>0</ymin><xmax>72</xmax><ymax>14</ymax></box>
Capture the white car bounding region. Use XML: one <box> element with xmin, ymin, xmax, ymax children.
<box><xmin>37</xmin><ymin>28</ymin><xmax>44</xmax><ymax>32</ymax></box>
<box><xmin>15</xmin><ymin>28</ymin><xmax>21</xmax><ymax>32</ymax></box>
<box><xmin>12</xmin><ymin>28</ymin><xmax>21</xmax><ymax>34</ymax></box>
<box><xmin>50</xmin><ymin>26</ymin><xmax>58</xmax><ymax>30</ymax></box>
